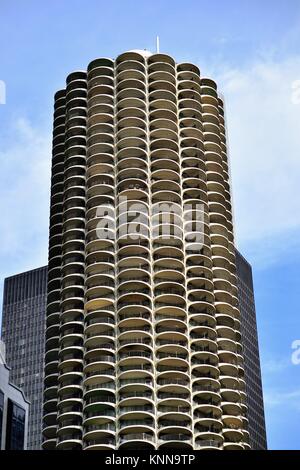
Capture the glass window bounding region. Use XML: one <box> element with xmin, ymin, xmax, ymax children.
<box><xmin>5</xmin><ymin>399</ymin><xmax>26</xmax><ymax>450</ymax></box>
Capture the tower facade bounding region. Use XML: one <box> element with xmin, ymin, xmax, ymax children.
<box><xmin>43</xmin><ymin>50</ymin><xmax>250</xmax><ymax>450</ymax></box>
<box><xmin>1</xmin><ymin>266</ymin><xmax>47</xmax><ymax>449</ymax></box>
<box><xmin>235</xmin><ymin>250</ymin><xmax>267</xmax><ymax>449</ymax></box>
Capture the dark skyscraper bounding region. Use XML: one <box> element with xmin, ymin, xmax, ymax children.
<box><xmin>1</xmin><ymin>266</ymin><xmax>47</xmax><ymax>450</ymax></box>
<box><xmin>235</xmin><ymin>249</ymin><xmax>267</xmax><ymax>449</ymax></box>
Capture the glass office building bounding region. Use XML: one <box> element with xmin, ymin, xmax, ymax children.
<box><xmin>0</xmin><ymin>342</ymin><xmax>30</xmax><ymax>449</ymax></box>
<box><xmin>1</xmin><ymin>266</ymin><xmax>47</xmax><ymax>449</ymax></box>
<box><xmin>235</xmin><ymin>249</ymin><xmax>267</xmax><ymax>449</ymax></box>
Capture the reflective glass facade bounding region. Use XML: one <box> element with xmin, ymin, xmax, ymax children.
<box><xmin>5</xmin><ymin>399</ymin><xmax>26</xmax><ymax>450</ymax></box>
<box><xmin>235</xmin><ymin>249</ymin><xmax>267</xmax><ymax>449</ymax></box>
<box><xmin>1</xmin><ymin>266</ymin><xmax>47</xmax><ymax>449</ymax></box>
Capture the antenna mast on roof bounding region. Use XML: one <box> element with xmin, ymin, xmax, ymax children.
<box><xmin>156</xmin><ymin>36</ymin><xmax>160</xmax><ymax>53</ymax></box>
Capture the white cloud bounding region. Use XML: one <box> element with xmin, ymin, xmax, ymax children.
<box><xmin>264</xmin><ymin>388</ymin><xmax>300</xmax><ymax>410</ymax></box>
<box><xmin>0</xmin><ymin>117</ymin><xmax>51</xmax><ymax>277</ymax></box>
<box><xmin>262</xmin><ymin>357</ymin><xmax>291</xmax><ymax>375</ymax></box>
<box><xmin>202</xmin><ymin>55</ymin><xmax>300</xmax><ymax>267</ymax></box>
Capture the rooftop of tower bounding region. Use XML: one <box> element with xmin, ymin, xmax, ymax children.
<box><xmin>127</xmin><ymin>49</ymin><xmax>153</xmax><ymax>57</ymax></box>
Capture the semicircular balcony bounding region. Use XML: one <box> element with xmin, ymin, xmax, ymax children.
<box><xmin>87</xmin><ymin>137</ymin><xmax>114</xmax><ymax>160</ymax></box>
<box><xmin>150</xmin><ymin>135</ymin><xmax>179</xmax><ymax>153</ymax></box>
<box><xmin>178</xmin><ymin>97</ymin><xmax>202</xmax><ymax>113</ymax></box>
<box><xmin>87</xmin><ymin>100</ymin><xmax>113</xmax><ymax>120</ymax></box>
<box><xmin>117</xmin><ymin>180</ymin><xmax>149</xmax><ymax>203</ymax></box>
<box><xmin>84</xmin><ymin>321</ymin><xmax>115</xmax><ymax>351</ymax></box>
<box><xmin>201</xmin><ymin>91</ymin><xmax>220</xmax><ymax>108</ymax></box>
<box><xmin>149</xmin><ymin>85</ymin><xmax>176</xmax><ymax>103</ymax></box>
<box><xmin>87</xmin><ymin>121</ymin><xmax>114</xmax><ymax>142</ymax></box>
<box><xmin>117</xmin><ymin>50</ymin><xmax>146</xmax><ymax>64</ymax></box>
<box><xmin>116</xmin><ymin>85</ymin><xmax>146</xmax><ymax>102</ymax></box>
<box><xmin>118</xmin><ymin>330</ymin><xmax>153</xmax><ymax>359</ymax></box>
<box><xmin>156</xmin><ymin>347</ymin><xmax>189</xmax><ymax>377</ymax></box>
<box><xmin>158</xmin><ymin>431</ymin><xmax>193</xmax><ymax>449</ymax></box>
<box><xmin>201</xmin><ymin>99</ymin><xmax>220</xmax><ymax>117</ymax></box>
<box><xmin>87</xmin><ymin>89</ymin><xmax>114</xmax><ymax>109</ymax></box>
<box><xmin>154</xmin><ymin>266</ymin><xmax>184</xmax><ymax>287</ymax></box>
<box><xmin>152</xmin><ymin>189</ymin><xmax>181</xmax><ymax>205</ymax></box>
<box><xmin>88</xmin><ymin>72</ymin><xmax>114</xmax><ymax>90</ymax></box>
<box><xmin>222</xmin><ymin>422</ymin><xmax>244</xmax><ymax>445</ymax></box>
<box><xmin>118</xmin><ymin>362</ymin><xmax>154</xmax><ymax>387</ymax></box>
<box><xmin>178</xmin><ymin>106</ymin><xmax>202</xmax><ymax>123</ymax></box>
<box><xmin>158</xmin><ymin>415</ymin><xmax>192</xmax><ymax>436</ymax></box>
<box><xmin>86</xmin><ymin>172</ymin><xmax>114</xmax><ymax>196</ymax></box>
<box><xmin>83</xmin><ymin>389</ymin><xmax>116</xmax><ymax>432</ymax></box>
<box><xmin>181</xmin><ymin>145</ymin><xmax>204</xmax><ymax>164</ymax></box>
<box><xmin>149</xmin><ymin>96</ymin><xmax>177</xmax><ymax>113</ymax></box>
<box><xmin>157</xmin><ymin>385</ymin><xmax>191</xmax><ymax>407</ymax></box>
<box><xmin>118</xmin><ymin>382</ymin><xmax>155</xmax><ymax>410</ymax></box>
<box><xmin>192</xmin><ymin>376</ymin><xmax>221</xmax><ymax>404</ymax></box>
<box><xmin>178</xmin><ymin>86</ymin><xmax>202</xmax><ymax>104</ymax></box>
<box><xmin>58</xmin><ymin>343</ymin><xmax>83</xmax><ymax>366</ymax></box>
<box><xmin>148</xmin><ymin>54</ymin><xmax>175</xmax><ymax>72</ymax></box>
<box><xmin>117</xmin><ymin>113</ymin><xmax>146</xmax><ymax>130</ymax></box>
<box><xmin>88</xmin><ymin>56</ymin><xmax>114</xmax><ymax>71</ymax></box>
<box><xmin>59</xmin><ymin>323</ymin><xmax>84</xmax><ymax>351</ymax></box>
<box><xmin>56</xmin><ymin>432</ymin><xmax>82</xmax><ymax>450</ymax></box>
<box><xmin>116</xmin><ymin>132</ymin><xmax>147</xmax><ymax>152</ymax></box>
<box><xmin>118</xmin><ymin>431</ymin><xmax>155</xmax><ymax>450</ymax></box>
<box><xmin>84</xmin><ymin>278</ymin><xmax>114</xmax><ymax>310</ymax></box>
<box><xmin>83</xmin><ymin>425</ymin><xmax>116</xmax><ymax>450</ymax></box>
<box><xmin>153</xmin><ymin>246</ymin><xmax>184</xmax><ymax>269</ymax></box>
<box><xmin>150</xmin><ymin>124</ymin><xmax>178</xmax><ymax>144</ymax></box>
<box><xmin>82</xmin><ymin>399</ymin><xmax>115</xmax><ymax>432</ymax></box>
<box><xmin>87</xmin><ymin>105</ymin><xmax>114</xmax><ymax>127</ymax></box>
<box><xmin>150</xmin><ymin>115</ymin><xmax>177</xmax><ymax>133</ymax></box>
<box><xmin>157</xmin><ymin>372</ymin><xmax>190</xmax><ymax>402</ymax></box>
<box><xmin>117</xmin><ymin>157</ymin><xmax>148</xmax><ymax>175</ymax></box>
<box><xmin>117</xmin><ymin>95</ymin><xmax>147</xmax><ymax>112</ymax></box>
<box><xmin>177</xmin><ymin>60</ymin><xmax>200</xmax><ymax>75</ymax></box>
<box><xmin>116</xmin><ymin>105</ymin><xmax>147</xmax><ymax>124</ymax></box>
<box><xmin>194</xmin><ymin>428</ymin><xmax>224</xmax><ymax>450</ymax></box>
<box><xmin>151</xmin><ymin>161</ymin><xmax>180</xmax><ymax>179</ymax></box>
<box><xmin>118</xmin><ymin>414</ymin><xmax>154</xmax><ymax>437</ymax></box>
<box><xmin>85</xmin><ymin>243</ymin><xmax>115</xmax><ymax>272</ymax></box>
<box><xmin>151</xmin><ymin>170</ymin><xmax>180</xmax><ymax>189</ymax></box>
<box><xmin>87</xmin><ymin>83</ymin><xmax>114</xmax><ymax>105</ymax></box>
<box><xmin>117</xmin><ymin>145</ymin><xmax>147</xmax><ymax>166</ymax></box>
<box><xmin>218</xmin><ymin>352</ymin><xmax>239</xmax><ymax>378</ymax></box>
<box><xmin>178</xmin><ymin>78</ymin><xmax>201</xmax><ymax>95</ymax></box>
<box><xmin>87</xmin><ymin>57</ymin><xmax>114</xmax><ymax>75</ymax></box>
<box><xmin>117</xmin><ymin>167</ymin><xmax>148</xmax><ymax>189</ymax></box>
<box><xmin>83</xmin><ymin>374</ymin><xmax>116</xmax><ymax>401</ymax></box>
<box><xmin>182</xmin><ymin>165</ymin><xmax>206</xmax><ymax>185</ymax></box>
<box><xmin>221</xmin><ymin>397</ymin><xmax>243</xmax><ymax>421</ymax></box>
<box><xmin>156</xmin><ymin>327</ymin><xmax>188</xmax><ymax>352</ymax></box>
<box><xmin>116</xmin><ymin>75</ymin><xmax>146</xmax><ymax>91</ymax></box>
<box><xmin>117</xmin><ymin>240</ymin><xmax>150</xmax><ymax>261</ymax></box>
<box><xmin>152</xmin><ymin>227</ymin><xmax>183</xmax><ymax>251</ymax></box>
<box><xmin>149</xmin><ymin>109</ymin><xmax>177</xmax><ymax>130</ymax></box>
<box><xmin>117</xmin><ymin>290</ymin><xmax>152</xmax><ymax>315</ymax></box>
<box><xmin>149</xmin><ymin>76</ymin><xmax>176</xmax><ymax>93</ymax></box>
<box><xmin>118</xmin><ymin>351</ymin><xmax>154</xmax><ymax>381</ymax></box>
<box><xmin>117</xmin><ymin>64</ymin><xmax>146</xmax><ymax>81</ymax></box>
<box><xmin>148</xmin><ymin>66</ymin><xmax>175</xmax><ymax>83</ymax></box>
<box><xmin>154</xmin><ymin>286</ymin><xmax>186</xmax><ymax>312</ymax></box>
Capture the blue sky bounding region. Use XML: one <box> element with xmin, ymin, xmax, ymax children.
<box><xmin>0</xmin><ymin>0</ymin><xmax>300</xmax><ymax>449</ymax></box>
